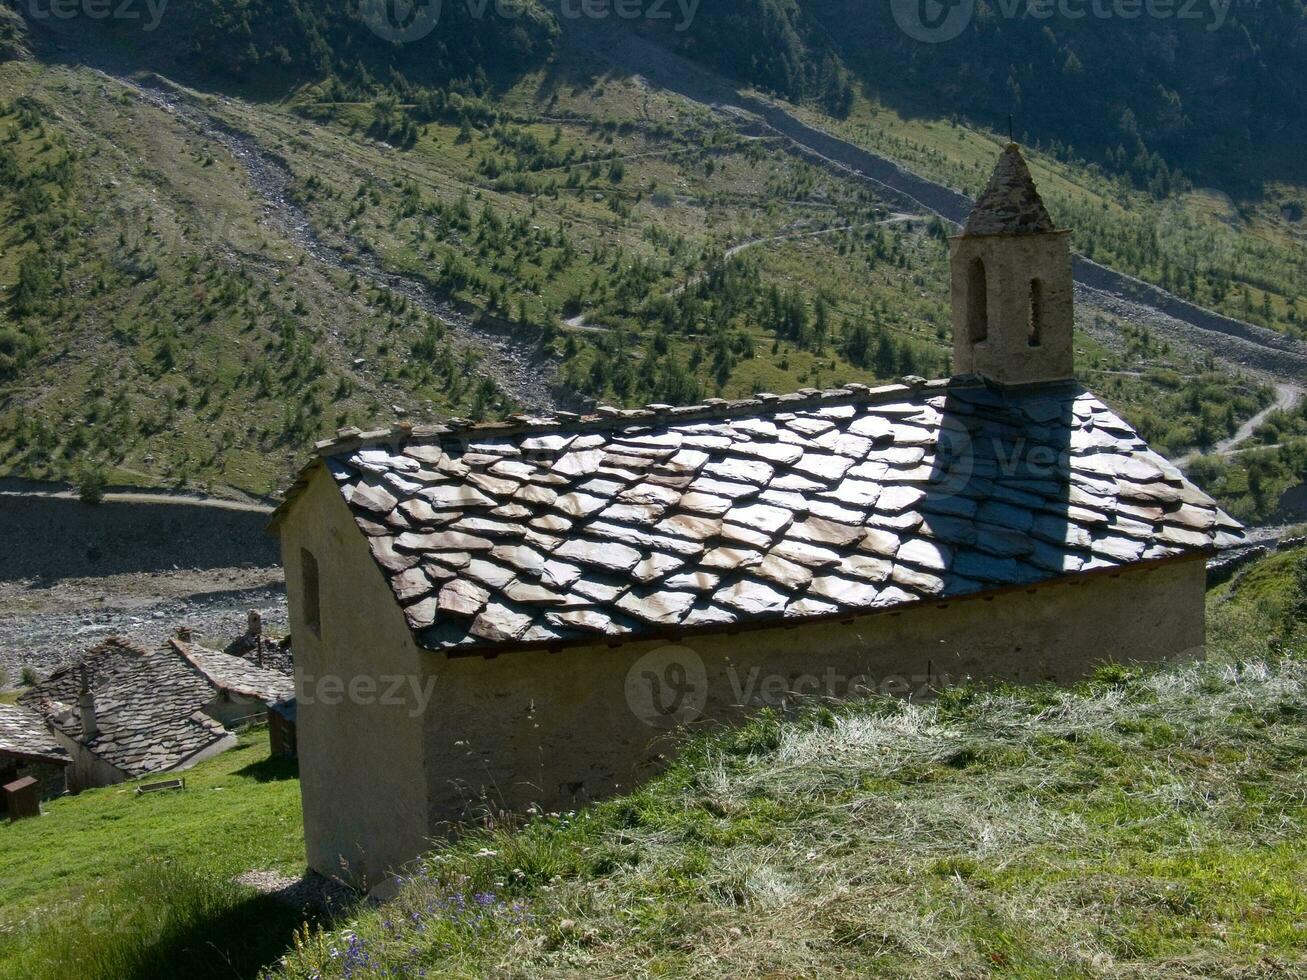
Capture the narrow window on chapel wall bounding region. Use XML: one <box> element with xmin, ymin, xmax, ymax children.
<box><xmin>1029</xmin><ymin>279</ymin><xmax>1044</xmax><ymax>347</ymax></box>
<box><xmin>967</xmin><ymin>258</ymin><xmax>988</xmax><ymax>343</ymax></box>
<box><xmin>301</xmin><ymin>548</ymin><xmax>322</xmax><ymax>638</ymax></box>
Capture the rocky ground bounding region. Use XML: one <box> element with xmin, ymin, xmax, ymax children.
<box><xmin>0</xmin><ymin>565</ymin><xmax>287</xmax><ymax>687</ymax></box>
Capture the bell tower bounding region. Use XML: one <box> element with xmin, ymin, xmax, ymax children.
<box><xmin>950</xmin><ymin>144</ymin><xmax>1074</xmax><ymax>385</ymax></box>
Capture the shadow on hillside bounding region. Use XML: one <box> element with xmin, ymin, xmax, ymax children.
<box><xmin>121</xmin><ymin>893</ymin><xmax>313</xmax><ymax>980</ymax></box>
<box><xmin>236</xmin><ymin>754</ymin><xmax>299</xmax><ymax>783</ymax></box>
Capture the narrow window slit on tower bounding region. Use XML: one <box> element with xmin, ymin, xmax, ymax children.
<box><xmin>301</xmin><ymin>548</ymin><xmax>322</xmax><ymax>637</ymax></box>
<box><xmin>1028</xmin><ymin>278</ymin><xmax>1044</xmax><ymax>347</ymax></box>
<box><xmin>967</xmin><ymin>258</ymin><xmax>988</xmax><ymax>343</ymax></box>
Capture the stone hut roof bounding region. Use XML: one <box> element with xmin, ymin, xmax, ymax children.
<box><xmin>963</xmin><ymin>143</ymin><xmax>1058</xmax><ymax>236</ymax></box>
<box><xmin>0</xmin><ymin>702</ymin><xmax>69</xmax><ymax>766</ymax></box>
<box><xmin>274</xmin><ymin>378</ymin><xmax>1242</xmax><ymax>656</ymax></box>
<box><xmin>20</xmin><ymin>639</ymin><xmax>291</xmax><ymax>778</ymax></box>
<box><xmin>18</xmin><ymin>637</ymin><xmax>149</xmax><ymax>707</ymax></box>
<box><xmin>169</xmin><ymin>640</ymin><xmax>294</xmax><ymax>703</ymax></box>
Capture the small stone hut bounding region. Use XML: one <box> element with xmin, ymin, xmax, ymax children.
<box><xmin>20</xmin><ymin>637</ymin><xmax>293</xmax><ymax>790</ymax></box>
<box><xmin>271</xmin><ymin>145</ymin><xmax>1243</xmax><ymax>886</ymax></box>
<box><xmin>0</xmin><ymin>702</ymin><xmax>70</xmax><ymax>811</ymax></box>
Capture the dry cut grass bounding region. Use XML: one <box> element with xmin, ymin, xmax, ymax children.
<box><xmin>277</xmin><ymin>648</ymin><xmax>1307</xmax><ymax>978</ymax></box>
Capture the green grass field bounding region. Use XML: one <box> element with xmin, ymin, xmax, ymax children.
<box><xmin>0</xmin><ymin>734</ymin><xmax>307</xmax><ymax>979</ymax></box>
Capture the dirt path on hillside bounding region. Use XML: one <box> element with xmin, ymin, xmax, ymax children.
<box><xmin>92</xmin><ymin>70</ymin><xmax>569</xmax><ymax>415</ymax></box>
<box><xmin>559</xmin><ymin>16</ymin><xmax>1307</xmax><ymax>387</ymax></box>
<box><xmin>1178</xmin><ymin>383</ymin><xmax>1304</xmax><ymax>466</ymax></box>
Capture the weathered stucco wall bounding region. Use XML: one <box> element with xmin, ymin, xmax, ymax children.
<box><xmin>425</xmin><ymin>558</ymin><xmax>1205</xmax><ymax>833</ymax></box>
<box><xmin>50</xmin><ymin>731</ymin><xmax>129</xmax><ymax>793</ymax></box>
<box><xmin>278</xmin><ymin>467</ymin><xmax>431</xmax><ymax>888</ymax></box>
<box><xmin>281</xmin><ymin>469</ymin><xmax>1207</xmax><ymax>886</ymax></box>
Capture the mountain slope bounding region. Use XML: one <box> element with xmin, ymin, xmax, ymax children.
<box><xmin>271</xmin><ymin>549</ymin><xmax>1307</xmax><ymax>978</ymax></box>
<box><xmin>659</xmin><ymin>0</ymin><xmax>1307</xmax><ymax>192</ymax></box>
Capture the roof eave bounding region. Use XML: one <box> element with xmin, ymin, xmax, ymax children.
<box><xmin>425</xmin><ymin>549</ymin><xmax>1213</xmax><ymax>660</ymax></box>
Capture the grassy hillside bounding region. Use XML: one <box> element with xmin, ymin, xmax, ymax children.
<box><xmin>0</xmin><ymin>63</ymin><xmax>515</xmax><ymax>497</ymax></box>
<box><xmin>663</xmin><ymin>0</ymin><xmax>1307</xmax><ymax>193</ymax></box>
<box><xmin>272</xmin><ymin>549</ymin><xmax>1307</xmax><ymax>978</ymax></box>
<box><xmin>780</xmin><ymin>95</ymin><xmax>1307</xmax><ymax>342</ymax></box>
<box><xmin>0</xmin><ymin>733</ymin><xmax>308</xmax><ymax>978</ymax></box>
<box><xmin>2</xmin><ymin>548</ymin><xmax>1304</xmax><ymax>978</ymax></box>
<box><xmin>0</xmin><ymin>56</ymin><xmax>1278</xmax><ymax>498</ymax></box>
<box><xmin>0</xmin><ymin>15</ymin><xmax>1299</xmax><ymax>508</ymax></box>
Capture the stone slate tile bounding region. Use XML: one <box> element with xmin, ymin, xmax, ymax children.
<box><xmin>554</xmin><ymin>538</ymin><xmax>642</xmax><ymax>574</ymax></box>
<box><xmin>553</xmin><ymin>491</ymin><xmax>608</xmax><ymax>518</ymax></box>
<box><xmin>891</xmin><ymin>565</ymin><xmax>945</xmax><ymax>596</ymax></box>
<box><xmin>656</xmin><ymin>513</ymin><xmax>722</xmax><ymax>541</ymax></box>
<box><xmin>878</xmin><ymin>485</ymin><xmax>927</xmax><ymax>514</ymax></box>
<box><xmin>859</xmin><ymin>527</ymin><xmax>901</xmax><ymax>557</ymax></box>
<box><xmin>632</xmin><ymin>552</ymin><xmax>686</xmax><ymax>584</ymax></box>
<box><xmin>790</xmin><ymin>515</ymin><xmax>864</xmax><ymax>548</ymax></box>
<box><xmin>972</xmin><ymin>524</ymin><xmax>1035</xmax><ymax>558</ymax></box>
<box><xmin>953</xmin><ymin>551</ymin><xmax>1025</xmax><ymax>583</ymax></box>
<box><xmin>809</xmin><ymin>574</ymin><xmax>880</xmax><ymax>608</ymax></box>
<box><xmin>348</xmin><ymin>482</ymin><xmax>398</xmax><ymax>515</ymax></box>
<box><xmin>808</xmin><ymin>499</ymin><xmax>868</xmax><ymax>525</ymax></box>
<box><xmin>392</xmin><ymin>567</ymin><xmax>435</xmax><ymax>603</ymax></box>
<box><xmin>792</xmin><ymin>452</ymin><xmax>855</xmax><ymax>483</ymax></box>
<box><xmin>666</xmin><ymin>570</ymin><xmax>722</xmax><ymax>592</ymax></box>
<box><xmin>370</xmin><ymin>536</ymin><xmax>422</xmax><ymax>573</ymax></box>
<box><xmin>721</xmin><ymin>523</ymin><xmax>777</xmax><ymax>550</ymax></box>
<box><xmin>470</xmin><ymin>603</ymin><xmax>535</xmax><ymax>643</ymax></box>
<box><xmin>1091</xmin><ymin>534</ymin><xmax>1145</xmax><ymax>562</ymax></box>
<box><xmin>731</xmin><ymin>441</ymin><xmax>804</xmax><ymax>466</ymax></box>
<box><xmin>690</xmin><ymin>476</ymin><xmax>764</xmax><ymax>499</ymax></box>
<box><xmin>754</xmin><ymin>553</ymin><xmax>814</xmax><ymax>590</ymax></box>
<box><xmin>683</xmin><ymin>603</ymin><xmax>738</xmax><ymax>627</ymax></box>
<box><xmin>865</xmin><ymin>510</ymin><xmax>925</xmax><ymax>532</ymax></box>
<box><xmin>771</xmin><ymin>473</ymin><xmax>826</xmax><ymax>493</ymax></box>
<box><xmin>615</xmin><ymin>589</ymin><xmax>698</xmax><ymax>625</ymax></box>
<box><xmin>726</xmin><ymin>502</ymin><xmax>795</xmax><ymax>535</ymax></box>
<box><xmin>976</xmin><ymin>500</ymin><xmax>1035</xmax><ymax>532</ymax></box>
<box><xmin>840</xmin><ymin>554</ymin><xmax>892</xmax><ymax>583</ymax></box>
<box><xmin>896</xmin><ymin>538</ymin><xmax>953</xmax><ymax>571</ymax></box>
<box><xmin>717</xmin><ymin>577</ymin><xmax>791</xmax><ymax>616</ymax></box>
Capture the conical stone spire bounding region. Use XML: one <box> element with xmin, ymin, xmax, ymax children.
<box><xmin>963</xmin><ymin>143</ymin><xmax>1056</xmax><ymax>236</ymax></box>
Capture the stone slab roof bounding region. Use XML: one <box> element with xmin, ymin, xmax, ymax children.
<box><xmin>27</xmin><ymin>647</ymin><xmax>228</xmax><ymax>777</ymax></box>
<box><xmin>20</xmin><ymin>638</ymin><xmax>288</xmax><ymax>778</ymax></box>
<box><xmin>286</xmin><ymin>378</ymin><xmax>1242</xmax><ymax>656</ymax></box>
<box><xmin>170</xmin><ymin>640</ymin><xmax>295</xmax><ymax>703</ymax></box>
<box><xmin>19</xmin><ymin>637</ymin><xmax>149</xmax><ymax>707</ymax></box>
<box><xmin>963</xmin><ymin>143</ymin><xmax>1058</xmax><ymax>237</ymax></box>
<box><xmin>0</xmin><ymin>702</ymin><xmax>69</xmax><ymax>765</ymax></box>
